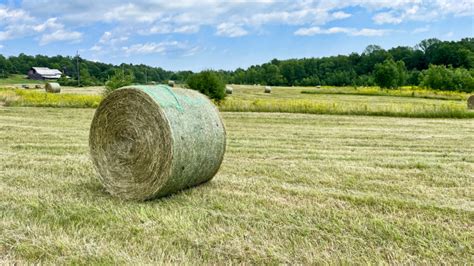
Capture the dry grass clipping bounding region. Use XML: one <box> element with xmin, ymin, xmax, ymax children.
<box><xmin>89</xmin><ymin>85</ymin><xmax>226</xmax><ymax>200</ymax></box>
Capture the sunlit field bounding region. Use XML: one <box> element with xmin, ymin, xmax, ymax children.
<box><xmin>1</xmin><ymin>106</ymin><xmax>473</xmax><ymax>264</ymax></box>
<box><xmin>1</xmin><ymin>85</ymin><xmax>473</xmax><ymax>118</ymax></box>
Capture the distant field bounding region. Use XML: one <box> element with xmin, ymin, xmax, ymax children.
<box><xmin>221</xmin><ymin>85</ymin><xmax>474</xmax><ymax>118</ymax></box>
<box><xmin>1</xmin><ymin>107</ymin><xmax>472</xmax><ymax>264</ymax></box>
<box><xmin>1</xmin><ymin>85</ymin><xmax>473</xmax><ymax>118</ymax></box>
<box><xmin>0</xmin><ymin>74</ymin><xmax>45</xmax><ymax>86</ymax></box>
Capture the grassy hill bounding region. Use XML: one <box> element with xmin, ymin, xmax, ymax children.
<box><xmin>0</xmin><ymin>74</ymin><xmax>46</xmax><ymax>86</ymax></box>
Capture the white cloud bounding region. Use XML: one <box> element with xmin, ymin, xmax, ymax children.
<box><xmin>90</xmin><ymin>45</ymin><xmax>102</xmax><ymax>51</ymax></box>
<box><xmin>33</xmin><ymin>17</ymin><xmax>63</xmax><ymax>32</ymax></box>
<box><xmin>122</xmin><ymin>41</ymin><xmax>191</xmax><ymax>55</ymax></box>
<box><xmin>99</xmin><ymin>31</ymin><xmax>128</xmax><ymax>44</ymax></box>
<box><xmin>140</xmin><ymin>24</ymin><xmax>200</xmax><ymax>35</ymax></box>
<box><xmin>372</xmin><ymin>0</ymin><xmax>473</xmax><ymax>24</ymax></box>
<box><xmin>39</xmin><ymin>29</ymin><xmax>82</xmax><ymax>45</ymax></box>
<box><xmin>0</xmin><ymin>5</ymin><xmax>82</xmax><ymax>45</ymax></box>
<box><xmin>351</xmin><ymin>28</ymin><xmax>390</xmax><ymax>36</ymax></box>
<box><xmin>216</xmin><ymin>23</ymin><xmax>248</xmax><ymax>37</ymax></box>
<box><xmin>1</xmin><ymin>0</ymin><xmax>470</xmax><ymax>55</ymax></box>
<box><xmin>0</xmin><ymin>44</ymin><xmax>4</xmax><ymax>49</ymax></box>
<box><xmin>332</xmin><ymin>11</ymin><xmax>351</xmax><ymax>19</ymax></box>
<box><xmin>373</xmin><ymin>12</ymin><xmax>403</xmax><ymax>24</ymax></box>
<box><xmin>0</xmin><ymin>6</ymin><xmax>33</xmax><ymax>23</ymax></box>
<box><xmin>412</xmin><ymin>26</ymin><xmax>430</xmax><ymax>34</ymax></box>
<box><xmin>295</xmin><ymin>26</ymin><xmax>389</xmax><ymax>37</ymax></box>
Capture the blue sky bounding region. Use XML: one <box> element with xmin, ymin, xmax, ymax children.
<box><xmin>0</xmin><ymin>0</ymin><xmax>473</xmax><ymax>71</ymax></box>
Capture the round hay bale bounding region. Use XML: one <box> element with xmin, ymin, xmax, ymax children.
<box><xmin>264</xmin><ymin>86</ymin><xmax>272</xmax><ymax>93</ymax></box>
<box><xmin>225</xmin><ymin>86</ymin><xmax>233</xmax><ymax>94</ymax></box>
<box><xmin>89</xmin><ymin>85</ymin><xmax>226</xmax><ymax>200</ymax></box>
<box><xmin>168</xmin><ymin>80</ymin><xmax>175</xmax><ymax>87</ymax></box>
<box><xmin>35</xmin><ymin>84</ymin><xmax>42</xmax><ymax>89</ymax></box>
<box><xmin>468</xmin><ymin>95</ymin><xmax>474</xmax><ymax>109</ymax></box>
<box><xmin>45</xmin><ymin>82</ymin><xmax>61</xmax><ymax>93</ymax></box>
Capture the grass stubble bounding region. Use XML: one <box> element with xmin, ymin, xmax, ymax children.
<box><xmin>0</xmin><ymin>107</ymin><xmax>473</xmax><ymax>264</ymax></box>
<box><xmin>1</xmin><ymin>85</ymin><xmax>473</xmax><ymax>118</ymax></box>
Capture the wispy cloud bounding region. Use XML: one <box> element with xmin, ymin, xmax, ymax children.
<box><xmin>121</xmin><ymin>41</ymin><xmax>194</xmax><ymax>55</ymax></box>
<box><xmin>216</xmin><ymin>23</ymin><xmax>248</xmax><ymax>37</ymax></box>
<box><xmin>39</xmin><ymin>29</ymin><xmax>82</xmax><ymax>45</ymax></box>
<box><xmin>295</xmin><ymin>27</ymin><xmax>390</xmax><ymax>37</ymax></box>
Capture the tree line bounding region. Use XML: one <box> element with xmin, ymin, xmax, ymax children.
<box><xmin>0</xmin><ymin>37</ymin><xmax>473</xmax><ymax>92</ymax></box>
<box><xmin>219</xmin><ymin>38</ymin><xmax>474</xmax><ymax>92</ymax></box>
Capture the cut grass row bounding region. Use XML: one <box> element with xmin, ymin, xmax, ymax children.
<box><xmin>1</xmin><ymin>87</ymin><xmax>473</xmax><ymax>118</ymax></box>
<box><xmin>300</xmin><ymin>86</ymin><xmax>469</xmax><ymax>101</ymax></box>
<box><xmin>219</xmin><ymin>98</ymin><xmax>474</xmax><ymax>118</ymax></box>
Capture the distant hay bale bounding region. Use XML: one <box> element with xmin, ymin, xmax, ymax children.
<box><xmin>45</xmin><ymin>82</ymin><xmax>60</xmax><ymax>93</ymax></box>
<box><xmin>468</xmin><ymin>95</ymin><xmax>474</xmax><ymax>109</ymax></box>
<box><xmin>316</xmin><ymin>85</ymin><xmax>321</xmax><ymax>89</ymax></box>
<box><xmin>225</xmin><ymin>86</ymin><xmax>233</xmax><ymax>94</ymax></box>
<box><xmin>35</xmin><ymin>84</ymin><xmax>42</xmax><ymax>89</ymax></box>
<box><xmin>168</xmin><ymin>80</ymin><xmax>175</xmax><ymax>87</ymax></box>
<box><xmin>264</xmin><ymin>86</ymin><xmax>272</xmax><ymax>93</ymax></box>
<box><xmin>21</xmin><ymin>84</ymin><xmax>30</xmax><ymax>89</ymax></box>
<box><xmin>89</xmin><ymin>85</ymin><xmax>226</xmax><ymax>200</ymax></box>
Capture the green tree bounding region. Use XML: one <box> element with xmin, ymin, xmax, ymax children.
<box><xmin>420</xmin><ymin>64</ymin><xmax>454</xmax><ymax>90</ymax></box>
<box><xmin>373</xmin><ymin>59</ymin><xmax>402</xmax><ymax>88</ymax></box>
<box><xmin>104</xmin><ymin>69</ymin><xmax>135</xmax><ymax>95</ymax></box>
<box><xmin>186</xmin><ymin>70</ymin><xmax>225</xmax><ymax>101</ymax></box>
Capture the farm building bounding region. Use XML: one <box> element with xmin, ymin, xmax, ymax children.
<box><xmin>28</xmin><ymin>67</ymin><xmax>62</xmax><ymax>80</ymax></box>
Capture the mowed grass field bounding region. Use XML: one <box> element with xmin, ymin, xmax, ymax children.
<box><xmin>221</xmin><ymin>85</ymin><xmax>474</xmax><ymax>118</ymax></box>
<box><xmin>1</xmin><ymin>107</ymin><xmax>473</xmax><ymax>264</ymax></box>
<box><xmin>1</xmin><ymin>84</ymin><xmax>472</xmax><ymax>117</ymax></box>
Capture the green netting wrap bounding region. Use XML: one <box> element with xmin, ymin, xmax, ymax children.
<box><xmin>89</xmin><ymin>85</ymin><xmax>226</xmax><ymax>200</ymax></box>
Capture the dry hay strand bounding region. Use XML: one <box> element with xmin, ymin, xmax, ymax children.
<box><xmin>89</xmin><ymin>85</ymin><xmax>226</xmax><ymax>200</ymax></box>
<box><xmin>168</xmin><ymin>80</ymin><xmax>175</xmax><ymax>87</ymax></box>
<box><xmin>264</xmin><ymin>86</ymin><xmax>272</xmax><ymax>93</ymax></box>
<box><xmin>225</xmin><ymin>86</ymin><xmax>233</xmax><ymax>94</ymax></box>
<box><xmin>45</xmin><ymin>82</ymin><xmax>61</xmax><ymax>93</ymax></box>
<box><xmin>468</xmin><ymin>95</ymin><xmax>474</xmax><ymax>109</ymax></box>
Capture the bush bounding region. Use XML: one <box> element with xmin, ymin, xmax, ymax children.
<box><xmin>105</xmin><ymin>69</ymin><xmax>135</xmax><ymax>95</ymax></box>
<box><xmin>186</xmin><ymin>70</ymin><xmax>225</xmax><ymax>101</ymax></box>
<box><xmin>373</xmin><ymin>59</ymin><xmax>407</xmax><ymax>89</ymax></box>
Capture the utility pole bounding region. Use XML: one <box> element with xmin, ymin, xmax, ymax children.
<box><xmin>76</xmin><ymin>50</ymin><xmax>80</xmax><ymax>87</ymax></box>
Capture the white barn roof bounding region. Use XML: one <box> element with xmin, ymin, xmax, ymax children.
<box><xmin>31</xmin><ymin>67</ymin><xmax>62</xmax><ymax>79</ymax></box>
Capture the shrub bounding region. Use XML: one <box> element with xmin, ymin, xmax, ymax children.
<box><xmin>104</xmin><ymin>69</ymin><xmax>135</xmax><ymax>95</ymax></box>
<box><xmin>186</xmin><ymin>70</ymin><xmax>226</xmax><ymax>101</ymax></box>
<box><xmin>373</xmin><ymin>59</ymin><xmax>407</xmax><ymax>89</ymax></box>
<box><xmin>420</xmin><ymin>64</ymin><xmax>454</xmax><ymax>90</ymax></box>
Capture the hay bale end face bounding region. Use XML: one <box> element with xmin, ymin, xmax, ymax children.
<box><xmin>225</xmin><ymin>86</ymin><xmax>233</xmax><ymax>94</ymax></box>
<box><xmin>168</xmin><ymin>80</ymin><xmax>175</xmax><ymax>87</ymax></box>
<box><xmin>468</xmin><ymin>95</ymin><xmax>474</xmax><ymax>109</ymax></box>
<box><xmin>45</xmin><ymin>82</ymin><xmax>61</xmax><ymax>93</ymax></box>
<box><xmin>264</xmin><ymin>86</ymin><xmax>272</xmax><ymax>93</ymax></box>
<box><xmin>89</xmin><ymin>85</ymin><xmax>226</xmax><ymax>200</ymax></box>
